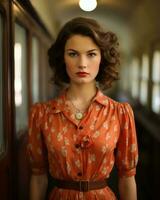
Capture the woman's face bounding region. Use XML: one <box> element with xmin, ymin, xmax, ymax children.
<box><xmin>64</xmin><ymin>34</ymin><xmax>101</xmax><ymax>85</ymax></box>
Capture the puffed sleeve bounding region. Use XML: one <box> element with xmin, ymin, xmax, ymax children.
<box><xmin>27</xmin><ymin>103</ymin><xmax>48</xmax><ymax>175</ymax></box>
<box><xmin>116</xmin><ymin>102</ymin><xmax>138</xmax><ymax>177</ymax></box>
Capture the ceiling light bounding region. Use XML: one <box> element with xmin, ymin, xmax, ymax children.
<box><xmin>79</xmin><ymin>0</ymin><xmax>97</xmax><ymax>12</ymax></box>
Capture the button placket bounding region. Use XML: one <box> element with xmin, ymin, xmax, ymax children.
<box><xmin>74</xmin><ymin>125</ymin><xmax>84</xmax><ymax>150</ymax></box>
<box><xmin>75</xmin><ymin>143</ymin><xmax>80</xmax><ymax>148</ymax></box>
<box><xmin>77</xmin><ymin>172</ymin><xmax>82</xmax><ymax>177</ymax></box>
<box><xmin>78</xmin><ymin>125</ymin><xmax>83</xmax><ymax>130</ymax></box>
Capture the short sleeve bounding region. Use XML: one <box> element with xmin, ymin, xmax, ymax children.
<box><xmin>116</xmin><ymin>102</ymin><xmax>138</xmax><ymax>177</ymax></box>
<box><xmin>27</xmin><ymin>103</ymin><xmax>48</xmax><ymax>175</ymax></box>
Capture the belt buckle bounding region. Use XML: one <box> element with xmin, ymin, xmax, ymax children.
<box><xmin>79</xmin><ymin>180</ymin><xmax>89</xmax><ymax>192</ymax></box>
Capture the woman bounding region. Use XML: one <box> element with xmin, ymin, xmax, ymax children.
<box><xmin>28</xmin><ymin>17</ymin><xmax>138</xmax><ymax>200</ymax></box>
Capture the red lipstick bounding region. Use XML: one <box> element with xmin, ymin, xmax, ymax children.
<box><xmin>76</xmin><ymin>72</ymin><xmax>89</xmax><ymax>77</ymax></box>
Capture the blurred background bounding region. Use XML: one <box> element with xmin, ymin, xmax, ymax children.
<box><xmin>0</xmin><ymin>0</ymin><xmax>160</xmax><ymax>199</ymax></box>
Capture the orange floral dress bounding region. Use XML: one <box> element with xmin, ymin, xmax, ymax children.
<box><xmin>27</xmin><ymin>89</ymin><xmax>138</xmax><ymax>200</ymax></box>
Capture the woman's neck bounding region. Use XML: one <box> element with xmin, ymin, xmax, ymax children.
<box><xmin>67</xmin><ymin>82</ymin><xmax>97</xmax><ymax>102</ymax></box>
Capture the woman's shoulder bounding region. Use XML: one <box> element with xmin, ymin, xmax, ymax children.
<box><xmin>30</xmin><ymin>98</ymin><xmax>58</xmax><ymax>114</ymax></box>
<box><xmin>102</xmin><ymin>94</ymin><xmax>133</xmax><ymax>114</ymax></box>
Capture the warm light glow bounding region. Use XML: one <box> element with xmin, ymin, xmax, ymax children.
<box><xmin>152</xmin><ymin>84</ymin><xmax>160</xmax><ymax>113</ymax></box>
<box><xmin>152</xmin><ymin>50</ymin><xmax>160</xmax><ymax>82</ymax></box>
<box><xmin>140</xmin><ymin>54</ymin><xmax>149</xmax><ymax>105</ymax></box>
<box><xmin>14</xmin><ymin>43</ymin><xmax>22</xmax><ymax>106</ymax></box>
<box><xmin>79</xmin><ymin>0</ymin><xmax>97</xmax><ymax>12</ymax></box>
<box><xmin>152</xmin><ymin>50</ymin><xmax>160</xmax><ymax>113</ymax></box>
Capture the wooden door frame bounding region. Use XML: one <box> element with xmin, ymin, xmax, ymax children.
<box><xmin>0</xmin><ymin>0</ymin><xmax>15</xmax><ymax>199</ymax></box>
<box><xmin>11</xmin><ymin>1</ymin><xmax>53</xmax><ymax>199</ymax></box>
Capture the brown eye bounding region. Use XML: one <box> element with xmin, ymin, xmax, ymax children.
<box><xmin>88</xmin><ymin>52</ymin><xmax>96</xmax><ymax>57</ymax></box>
<box><xmin>68</xmin><ymin>52</ymin><xmax>78</xmax><ymax>57</ymax></box>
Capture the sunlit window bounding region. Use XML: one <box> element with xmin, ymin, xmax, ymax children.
<box><xmin>140</xmin><ymin>54</ymin><xmax>149</xmax><ymax>105</ymax></box>
<box><xmin>31</xmin><ymin>37</ymin><xmax>39</xmax><ymax>103</ymax></box>
<box><xmin>152</xmin><ymin>84</ymin><xmax>160</xmax><ymax>113</ymax></box>
<box><xmin>152</xmin><ymin>51</ymin><xmax>160</xmax><ymax>114</ymax></box>
<box><xmin>14</xmin><ymin>23</ymin><xmax>28</xmax><ymax>134</ymax></box>
<box><xmin>0</xmin><ymin>13</ymin><xmax>5</xmax><ymax>154</ymax></box>
<box><xmin>14</xmin><ymin>43</ymin><xmax>22</xmax><ymax>106</ymax></box>
<box><xmin>131</xmin><ymin>58</ymin><xmax>140</xmax><ymax>98</ymax></box>
<box><xmin>152</xmin><ymin>51</ymin><xmax>160</xmax><ymax>82</ymax></box>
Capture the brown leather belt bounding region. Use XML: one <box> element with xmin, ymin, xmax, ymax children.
<box><xmin>53</xmin><ymin>178</ymin><xmax>107</xmax><ymax>192</ymax></box>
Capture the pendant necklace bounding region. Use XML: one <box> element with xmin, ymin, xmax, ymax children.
<box><xmin>69</xmin><ymin>99</ymin><xmax>85</xmax><ymax>120</ymax></box>
<box><xmin>75</xmin><ymin>111</ymin><xmax>83</xmax><ymax>120</ymax></box>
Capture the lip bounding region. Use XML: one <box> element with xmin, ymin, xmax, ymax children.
<box><xmin>76</xmin><ymin>72</ymin><xmax>89</xmax><ymax>77</ymax></box>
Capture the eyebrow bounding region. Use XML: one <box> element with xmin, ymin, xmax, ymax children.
<box><xmin>66</xmin><ymin>49</ymin><xmax>99</xmax><ymax>52</ymax></box>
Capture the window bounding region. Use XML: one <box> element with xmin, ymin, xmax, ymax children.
<box><xmin>31</xmin><ymin>37</ymin><xmax>40</xmax><ymax>103</ymax></box>
<box><xmin>152</xmin><ymin>51</ymin><xmax>160</xmax><ymax>114</ymax></box>
<box><xmin>131</xmin><ymin>57</ymin><xmax>140</xmax><ymax>99</ymax></box>
<box><xmin>140</xmin><ymin>54</ymin><xmax>149</xmax><ymax>105</ymax></box>
<box><xmin>14</xmin><ymin>23</ymin><xmax>28</xmax><ymax>134</ymax></box>
<box><xmin>0</xmin><ymin>13</ymin><xmax>5</xmax><ymax>154</ymax></box>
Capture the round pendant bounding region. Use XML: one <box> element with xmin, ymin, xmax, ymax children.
<box><xmin>75</xmin><ymin>112</ymin><xmax>83</xmax><ymax>120</ymax></box>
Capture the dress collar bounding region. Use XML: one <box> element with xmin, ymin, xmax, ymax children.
<box><xmin>92</xmin><ymin>89</ymin><xmax>109</xmax><ymax>106</ymax></box>
<box><xmin>48</xmin><ymin>88</ymin><xmax>109</xmax><ymax>113</ymax></box>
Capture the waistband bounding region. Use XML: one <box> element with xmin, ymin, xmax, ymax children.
<box><xmin>53</xmin><ymin>178</ymin><xmax>108</xmax><ymax>192</ymax></box>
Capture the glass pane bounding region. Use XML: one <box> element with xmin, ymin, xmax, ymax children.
<box><xmin>31</xmin><ymin>37</ymin><xmax>39</xmax><ymax>103</ymax></box>
<box><xmin>131</xmin><ymin>58</ymin><xmax>140</xmax><ymax>98</ymax></box>
<box><xmin>152</xmin><ymin>51</ymin><xmax>160</xmax><ymax>82</ymax></box>
<box><xmin>0</xmin><ymin>13</ymin><xmax>5</xmax><ymax>154</ymax></box>
<box><xmin>140</xmin><ymin>54</ymin><xmax>149</xmax><ymax>105</ymax></box>
<box><xmin>140</xmin><ymin>81</ymin><xmax>148</xmax><ymax>105</ymax></box>
<box><xmin>141</xmin><ymin>54</ymin><xmax>149</xmax><ymax>80</ymax></box>
<box><xmin>14</xmin><ymin>23</ymin><xmax>28</xmax><ymax>134</ymax></box>
<box><xmin>152</xmin><ymin>84</ymin><xmax>160</xmax><ymax>114</ymax></box>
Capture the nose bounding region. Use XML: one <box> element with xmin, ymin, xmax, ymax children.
<box><xmin>78</xmin><ymin>65</ymin><xmax>86</xmax><ymax>69</ymax></box>
<box><xmin>78</xmin><ymin>55</ymin><xmax>87</xmax><ymax>69</ymax></box>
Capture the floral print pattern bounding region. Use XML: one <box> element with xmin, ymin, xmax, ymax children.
<box><xmin>27</xmin><ymin>89</ymin><xmax>138</xmax><ymax>200</ymax></box>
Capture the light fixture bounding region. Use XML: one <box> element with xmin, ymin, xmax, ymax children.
<box><xmin>79</xmin><ymin>0</ymin><xmax>97</xmax><ymax>12</ymax></box>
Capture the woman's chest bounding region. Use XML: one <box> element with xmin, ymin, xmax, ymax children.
<box><xmin>41</xmin><ymin>109</ymin><xmax>120</xmax><ymax>157</ymax></box>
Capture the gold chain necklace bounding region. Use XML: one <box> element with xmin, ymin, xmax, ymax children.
<box><xmin>69</xmin><ymin>99</ymin><xmax>85</xmax><ymax>120</ymax></box>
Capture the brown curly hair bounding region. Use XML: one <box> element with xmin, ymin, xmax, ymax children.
<box><xmin>48</xmin><ymin>17</ymin><xmax>120</xmax><ymax>89</ymax></box>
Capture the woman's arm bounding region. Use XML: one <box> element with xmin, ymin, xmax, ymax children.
<box><xmin>118</xmin><ymin>176</ymin><xmax>137</xmax><ymax>200</ymax></box>
<box><xmin>30</xmin><ymin>174</ymin><xmax>48</xmax><ymax>200</ymax></box>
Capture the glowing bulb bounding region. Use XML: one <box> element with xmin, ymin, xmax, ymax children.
<box><xmin>79</xmin><ymin>0</ymin><xmax>97</xmax><ymax>12</ymax></box>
